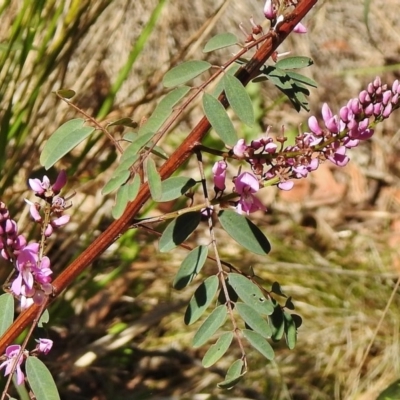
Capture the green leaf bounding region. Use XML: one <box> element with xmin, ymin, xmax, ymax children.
<box><xmin>127</xmin><ymin>174</ymin><xmax>141</xmax><ymax>201</ymax></box>
<box><xmin>159</xmin><ymin>176</ymin><xmax>197</xmax><ymax>202</ymax></box>
<box><xmin>203</xmin><ymin>33</ymin><xmax>238</xmax><ymax>53</ymax></box>
<box><xmin>185</xmin><ymin>275</ymin><xmax>219</xmax><ymax>325</ymax></box>
<box><xmin>146</xmin><ymin>158</ymin><xmax>162</xmax><ymax>201</ymax></box>
<box><xmin>217</xmin><ymin>359</ymin><xmax>245</xmax><ymax>389</ymax></box>
<box><xmin>275</xmin><ymin>56</ymin><xmax>313</xmax><ymax>69</ymax></box>
<box><xmin>112</xmin><ymin>184</ymin><xmax>131</xmax><ymax>219</ymax></box>
<box><xmin>202</xmin><ymin>93</ymin><xmax>237</xmax><ymax>146</ymax></box>
<box><xmin>212</xmin><ymin>64</ymin><xmax>241</xmax><ymax>98</ymax></box>
<box><xmin>223</xmin><ymin>74</ymin><xmax>254</xmax><ymax>127</ymax></box>
<box><xmin>284</xmin><ymin>312</ymin><xmax>298</xmax><ymax>349</ymax></box>
<box><xmin>159</xmin><ymin>212</ymin><xmax>201</xmax><ymax>252</ymax></box>
<box><xmin>271</xmin><ymin>281</ymin><xmax>287</xmax><ymax>297</ymax></box>
<box><xmin>202</xmin><ymin>332</ymin><xmax>233</xmax><ymax>368</ymax></box>
<box><xmin>235</xmin><ymin>302</ymin><xmax>272</xmax><ymax>338</ymax></box>
<box><xmin>285</xmin><ymin>71</ymin><xmax>318</xmax><ymax>88</ymax></box>
<box><xmin>107</xmin><ymin>118</ymin><xmax>138</xmax><ymax>128</ymax></box>
<box><xmin>242</xmin><ymin>329</ymin><xmax>274</xmax><ymax>360</ymax></box>
<box><xmin>55</xmin><ymin>89</ymin><xmax>75</xmax><ymax>99</ymax></box>
<box><xmin>26</xmin><ymin>357</ymin><xmax>61</xmax><ymax>400</ymax></box>
<box><xmin>163</xmin><ymin>61</ymin><xmax>211</xmax><ymax>88</ymax></box>
<box><xmin>270</xmin><ymin>301</ymin><xmax>285</xmax><ymax>341</ymax></box>
<box><xmin>121</xmin><ymin>131</ymin><xmax>155</xmax><ymax>160</ymax></box>
<box><xmin>40</xmin><ymin>119</ymin><xmax>95</xmax><ymax>169</ymax></box>
<box><xmin>139</xmin><ymin>86</ymin><xmax>191</xmax><ymax>134</ymax></box>
<box><xmin>38</xmin><ymin>310</ymin><xmax>49</xmax><ymax>328</ymax></box>
<box><xmin>173</xmin><ymin>245</ymin><xmax>208</xmax><ymax>290</ymax></box>
<box><xmin>0</xmin><ymin>293</ymin><xmax>14</xmax><ymax>335</ymax></box>
<box><xmin>228</xmin><ymin>273</ymin><xmax>274</xmax><ymax>316</ymax></box>
<box><xmin>218</xmin><ymin>210</ymin><xmax>271</xmax><ymax>255</ymax></box>
<box><xmin>193</xmin><ymin>304</ymin><xmax>227</xmax><ymax>348</ymax></box>
<box><xmin>102</xmin><ymin>169</ymin><xmax>130</xmax><ymax>195</ymax></box>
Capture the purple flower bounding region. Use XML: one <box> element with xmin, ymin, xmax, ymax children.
<box><xmin>293</xmin><ymin>22</ymin><xmax>307</xmax><ymax>34</ymax></box>
<box><xmin>263</xmin><ymin>0</ymin><xmax>276</xmax><ymax>20</ymax></box>
<box><xmin>0</xmin><ymin>345</ymin><xmax>25</xmax><ymax>385</ymax></box>
<box><xmin>233</xmin><ymin>139</ymin><xmax>249</xmax><ymax>159</ymax></box>
<box><xmin>234</xmin><ymin>172</ymin><xmax>266</xmax><ymax>214</ymax></box>
<box><xmin>36</xmin><ymin>339</ymin><xmax>53</xmax><ymax>355</ymax></box>
<box><xmin>212</xmin><ymin>161</ymin><xmax>227</xmax><ymax>192</ymax></box>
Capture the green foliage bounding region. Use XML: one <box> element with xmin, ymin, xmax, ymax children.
<box><xmin>40</xmin><ymin>119</ymin><xmax>96</xmax><ymax>170</ymax></box>
<box><xmin>163</xmin><ymin>61</ymin><xmax>212</xmax><ymax>88</ymax></box>
<box><xmin>192</xmin><ymin>304</ymin><xmax>227</xmax><ymax>347</ymax></box>
<box><xmin>203</xmin><ymin>33</ymin><xmax>238</xmax><ymax>53</ymax></box>
<box><xmin>0</xmin><ymin>293</ymin><xmax>14</xmax><ymax>335</ymax></box>
<box><xmin>228</xmin><ymin>273</ymin><xmax>274</xmax><ymax>315</ymax></box>
<box><xmin>223</xmin><ymin>74</ymin><xmax>255</xmax><ymax>127</ymax></box>
<box><xmin>159</xmin><ymin>212</ymin><xmax>201</xmax><ymax>252</ymax></box>
<box><xmin>146</xmin><ymin>157</ymin><xmax>162</xmax><ymax>201</ymax></box>
<box><xmin>159</xmin><ymin>176</ymin><xmax>197</xmax><ymax>202</ymax></box>
<box><xmin>218</xmin><ymin>210</ymin><xmax>271</xmax><ymax>255</ymax></box>
<box><xmin>139</xmin><ymin>86</ymin><xmax>191</xmax><ymax>135</ymax></box>
<box><xmin>201</xmin><ymin>331</ymin><xmax>233</xmax><ymax>367</ymax></box>
<box><xmin>217</xmin><ymin>359</ymin><xmax>245</xmax><ymax>389</ymax></box>
<box><xmin>235</xmin><ymin>302</ymin><xmax>272</xmax><ymax>338</ymax></box>
<box><xmin>242</xmin><ymin>329</ymin><xmax>274</xmax><ymax>360</ymax></box>
<box><xmin>26</xmin><ymin>357</ymin><xmax>60</xmax><ymax>400</ymax></box>
<box><xmin>173</xmin><ymin>245</ymin><xmax>208</xmax><ymax>290</ymax></box>
<box><xmin>202</xmin><ymin>92</ymin><xmax>238</xmax><ymax>146</ymax></box>
<box><xmin>184</xmin><ymin>275</ymin><xmax>219</xmax><ymax>325</ymax></box>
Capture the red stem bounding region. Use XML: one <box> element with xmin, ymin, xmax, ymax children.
<box><xmin>0</xmin><ymin>0</ymin><xmax>318</xmax><ymax>354</ymax></box>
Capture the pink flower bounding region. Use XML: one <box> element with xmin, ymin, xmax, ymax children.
<box><xmin>263</xmin><ymin>0</ymin><xmax>276</xmax><ymax>20</ymax></box>
<box><xmin>0</xmin><ymin>345</ymin><xmax>25</xmax><ymax>385</ymax></box>
<box><xmin>233</xmin><ymin>139</ymin><xmax>248</xmax><ymax>159</ymax></box>
<box><xmin>212</xmin><ymin>161</ymin><xmax>227</xmax><ymax>192</ymax></box>
<box><xmin>37</xmin><ymin>339</ymin><xmax>53</xmax><ymax>355</ymax></box>
<box><xmin>293</xmin><ymin>22</ymin><xmax>307</xmax><ymax>34</ymax></box>
<box><xmin>234</xmin><ymin>172</ymin><xmax>266</xmax><ymax>214</ymax></box>
<box><xmin>52</xmin><ymin>170</ymin><xmax>67</xmax><ymax>193</ymax></box>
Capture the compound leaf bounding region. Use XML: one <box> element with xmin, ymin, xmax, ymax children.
<box><xmin>193</xmin><ymin>304</ymin><xmax>227</xmax><ymax>348</ymax></box>
<box><xmin>218</xmin><ymin>210</ymin><xmax>271</xmax><ymax>255</ymax></box>
<box><xmin>185</xmin><ymin>275</ymin><xmax>219</xmax><ymax>325</ymax></box>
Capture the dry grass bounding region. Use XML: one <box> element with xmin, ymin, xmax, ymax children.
<box><xmin>1</xmin><ymin>0</ymin><xmax>400</xmax><ymax>399</ymax></box>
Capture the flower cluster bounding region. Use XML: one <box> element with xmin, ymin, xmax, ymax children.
<box><xmin>1</xmin><ymin>170</ymin><xmax>69</xmax><ymax>309</ymax></box>
<box><xmin>212</xmin><ymin>77</ymin><xmax>400</xmax><ymax>214</ymax></box>
<box><xmin>0</xmin><ymin>339</ymin><xmax>53</xmax><ymax>385</ymax></box>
